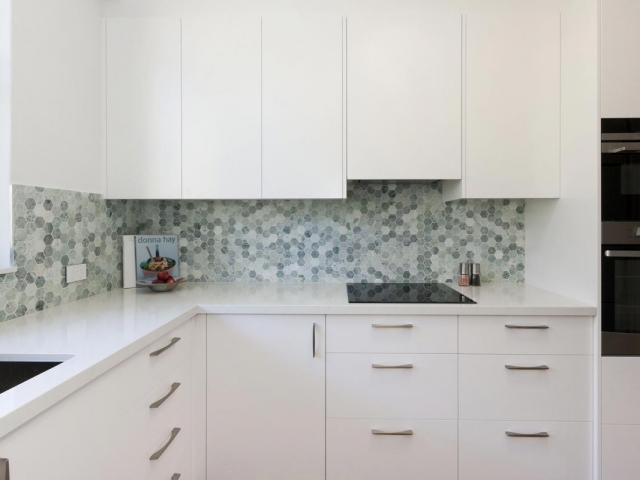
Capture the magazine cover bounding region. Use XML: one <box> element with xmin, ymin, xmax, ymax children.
<box><xmin>135</xmin><ymin>235</ymin><xmax>180</xmax><ymax>285</ymax></box>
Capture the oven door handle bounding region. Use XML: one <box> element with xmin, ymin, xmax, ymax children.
<box><xmin>604</xmin><ymin>250</ymin><xmax>640</xmax><ymax>258</ymax></box>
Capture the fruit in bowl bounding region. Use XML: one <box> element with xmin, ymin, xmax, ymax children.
<box><xmin>137</xmin><ymin>274</ymin><xmax>185</xmax><ymax>292</ymax></box>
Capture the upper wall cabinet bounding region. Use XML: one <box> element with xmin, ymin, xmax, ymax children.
<box><xmin>182</xmin><ymin>16</ymin><xmax>262</xmax><ymax>199</ymax></box>
<box><xmin>262</xmin><ymin>15</ymin><xmax>345</xmax><ymax>199</ymax></box>
<box><xmin>443</xmin><ymin>13</ymin><xmax>561</xmax><ymax>200</ymax></box>
<box><xmin>347</xmin><ymin>14</ymin><xmax>462</xmax><ymax>181</ymax></box>
<box><xmin>106</xmin><ymin>18</ymin><xmax>182</xmax><ymax>199</ymax></box>
<box><xmin>601</xmin><ymin>0</ymin><xmax>640</xmax><ymax>118</ymax></box>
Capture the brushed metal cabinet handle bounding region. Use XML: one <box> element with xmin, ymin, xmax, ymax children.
<box><xmin>0</xmin><ymin>458</ymin><xmax>8</xmax><ymax>480</ymax></box>
<box><xmin>312</xmin><ymin>323</ymin><xmax>316</xmax><ymax>358</ymax></box>
<box><xmin>372</xmin><ymin>364</ymin><xmax>413</xmax><ymax>369</ymax></box>
<box><xmin>605</xmin><ymin>250</ymin><xmax>640</xmax><ymax>258</ymax></box>
<box><xmin>149</xmin><ymin>382</ymin><xmax>181</xmax><ymax>409</ymax></box>
<box><xmin>372</xmin><ymin>324</ymin><xmax>414</xmax><ymax>329</ymax></box>
<box><xmin>372</xmin><ymin>429</ymin><xmax>413</xmax><ymax>436</ymax></box>
<box><xmin>505</xmin><ymin>365</ymin><xmax>549</xmax><ymax>370</ymax></box>
<box><xmin>505</xmin><ymin>324</ymin><xmax>549</xmax><ymax>329</ymax></box>
<box><xmin>171</xmin><ymin>475</ymin><xmax>181</xmax><ymax>480</ymax></box>
<box><xmin>506</xmin><ymin>431</ymin><xmax>549</xmax><ymax>438</ymax></box>
<box><xmin>149</xmin><ymin>337</ymin><xmax>181</xmax><ymax>357</ymax></box>
<box><xmin>149</xmin><ymin>427</ymin><xmax>181</xmax><ymax>460</ymax></box>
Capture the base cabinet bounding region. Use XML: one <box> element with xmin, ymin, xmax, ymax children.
<box><xmin>327</xmin><ymin>419</ymin><xmax>457</xmax><ymax>480</ymax></box>
<box><xmin>207</xmin><ymin>314</ymin><xmax>326</xmax><ymax>480</ymax></box>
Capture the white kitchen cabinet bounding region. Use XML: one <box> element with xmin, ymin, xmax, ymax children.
<box><xmin>262</xmin><ymin>15</ymin><xmax>344</xmax><ymax>199</ymax></box>
<box><xmin>106</xmin><ymin>18</ymin><xmax>182</xmax><ymax>200</ymax></box>
<box><xmin>182</xmin><ymin>16</ymin><xmax>262</xmax><ymax>199</ymax></box>
<box><xmin>347</xmin><ymin>14</ymin><xmax>462</xmax><ymax>180</ymax></box>
<box><xmin>443</xmin><ymin>13</ymin><xmax>561</xmax><ymax>200</ymax></box>
<box><xmin>601</xmin><ymin>0</ymin><xmax>640</xmax><ymax>117</ymax></box>
<box><xmin>602</xmin><ymin>357</ymin><xmax>640</xmax><ymax>424</ymax></box>
<box><xmin>207</xmin><ymin>314</ymin><xmax>326</xmax><ymax>480</ymax></box>
<box><xmin>603</xmin><ymin>424</ymin><xmax>640</xmax><ymax>480</ymax></box>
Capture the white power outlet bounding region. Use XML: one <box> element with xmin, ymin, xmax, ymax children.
<box><xmin>66</xmin><ymin>264</ymin><xmax>87</xmax><ymax>283</ymax></box>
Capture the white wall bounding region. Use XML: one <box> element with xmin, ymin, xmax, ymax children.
<box><xmin>0</xmin><ymin>0</ymin><xmax>11</xmax><ymax>268</ymax></box>
<box><xmin>11</xmin><ymin>0</ymin><xmax>104</xmax><ymax>194</ymax></box>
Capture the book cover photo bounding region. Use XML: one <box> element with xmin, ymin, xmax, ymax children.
<box><xmin>135</xmin><ymin>235</ymin><xmax>180</xmax><ymax>285</ymax></box>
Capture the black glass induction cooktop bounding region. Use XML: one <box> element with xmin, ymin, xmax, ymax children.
<box><xmin>346</xmin><ymin>283</ymin><xmax>476</xmax><ymax>304</ymax></box>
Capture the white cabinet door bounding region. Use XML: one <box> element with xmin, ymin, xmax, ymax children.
<box><xmin>182</xmin><ymin>16</ymin><xmax>262</xmax><ymax>199</ymax></box>
<box><xmin>603</xmin><ymin>424</ymin><xmax>640</xmax><ymax>480</ymax></box>
<box><xmin>601</xmin><ymin>0</ymin><xmax>640</xmax><ymax>117</ymax></box>
<box><xmin>602</xmin><ymin>357</ymin><xmax>640</xmax><ymax>424</ymax></box>
<box><xmin>262</xmin><ymin>15</ymin><xmax>344</xmax><ymax>199</ymax></box>
<box><xmin>347</xmin><ymin>14</ymin><xmax>462</xmax><ymax>180</ymax></box>
<box><xmin>207</xmin><ymin>314</ymin><xmax>326</xmax><ymax>480</ymax></box>
<box><xmin>106</xmin><ymin>18</ymin><xmax>182</xmax><ymax>199</ymax></box>
<box><xmin>445</xmin><ymin>13</ymin><xmax>560</xmax><ymax>200</ymax></box>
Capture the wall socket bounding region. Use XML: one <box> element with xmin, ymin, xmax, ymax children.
<box><xmin>66</xmin><ymin>264</ymin><xmax>87</xmax><ymax>283</ymax></box>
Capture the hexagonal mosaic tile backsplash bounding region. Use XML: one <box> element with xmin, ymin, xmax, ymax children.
<box><xmin>138</xmin><ymin>182</ymin><xmax>525</xmax><ymax>284</ymax></box>
<box><xmin>0</xmin><ymin>182</ymin><xmax>525</xmax><ymax>323</ymax></box>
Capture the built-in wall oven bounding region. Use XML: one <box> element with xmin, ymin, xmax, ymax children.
<box><xmin>602</xmin><ymin>119</ymin><xmax>640</xmax><ymax>355</ymax></box>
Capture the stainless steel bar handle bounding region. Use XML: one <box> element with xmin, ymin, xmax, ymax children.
<box><xmin>505</xmin><ymin>365</ymin><xmax>549</xmax><ymax>370</ymax></box>
<box><xmin>506</xmin><ymin>431</ymin><xmax>549</xmax><ymax>438</ymax></box>
<box><xmin>505</xmin><ymin>324</ymin><xmax>549</xmax><ymax>329</ymax></box>
<box><xmin>605</xmin><ymin>250</ymin><xmax>640</xmax><ymax>258</ymax></box>
<box><xmin>149</xmin><ymin>337</ymin><xmax>181</xmax><ymax>357</ymax></box>
<box><xmin>372</xmin><ymin>429</ymin><xmax>413</xmax><ymax>436</ymax></box>
<box><xmin>0</xmin><ymin>458</ymin><xmax>8</xmax><ymax>480</ymax></box>
<box><xmin>171</xmin><ymin>475</ymin><xmax>181</xmax><ymax>480</ymax></box>
<box><xmin>372</xmin><ymin>364</ymin><xmax>413</xmax><ymax>369</ymax></box>
<box><xmin>149</xmin><ymin>382</ymin><xmax>181</xmax><ymax>409</ymax></box>
<box><xmin>371</xmin><ymin>324</ymin><xmax>414</xmax><ymax>329</ymax></box>
<box><xmin>149</xmin><ymin>427</ymin><xmax>181</xmax><ymax>460</ymax></box>
<box><xmin>312</xmin><ymin>323</ymin><xmax>316</xmax><ymax>358</ymax></box>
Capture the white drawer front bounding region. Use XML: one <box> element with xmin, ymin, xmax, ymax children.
<box><xmin>327</xmin><ymin>315</ymin><xmax>457</xmax><ymax>353</ymax></box>
<box><xmin>459</xmin><ymin>315</ymin><xmax>593</xmax><ymax>354</ymax></box>
<box><xmin>327</xmin><ymin>353</ymin><xmax>457</xmax><ymax>419</ymax></box>
<box><xmin>118</xmin><ymin>359</ymin><xmax>191</xmax><ymax>474</ymax></box>
<box><xmin>459</xmin><ymin>420</ymin><xmax>592</xmax><ymax>480</ymax></box>
<box><xmin>327</xmin><ymin>419</ymin><xmax>457</xmax><ymax>480</ymax></box>
<box><xmin>459</xmin><ymin>354</ymin><xmax>592</xmax><ymax>421</ymax></box>
<box><xmin>602</xmin><ymin>357</ymin><xmax>640</xmax><ymax>424</ymax></box>
<box><xmin>603</xmin><ymin>424</ymin><xmax>640</xmax><ymax>480</ymax></box>
<box><xmin>122</xmin><ymin>401</ymin><xmax>191</xmax><ymax>480</ymax></box>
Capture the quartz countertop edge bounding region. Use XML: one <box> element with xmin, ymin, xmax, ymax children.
<box><xmin>0</xmin><ymin>282</ymin><xmax>596</xmax><ymax>439</ymax></box>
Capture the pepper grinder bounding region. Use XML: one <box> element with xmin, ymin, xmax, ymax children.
<box><xmin>471</xmin><ymin>263</ymin><xmax>481</xmax><ymax>286</ymax></box>
<box><xmin>458</xmin><ymin>263</ymin><xmax>470</xmax><ymax>286</ymax></box>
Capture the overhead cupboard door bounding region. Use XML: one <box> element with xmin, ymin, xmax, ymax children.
<box><xmin>347</xmin><ymin>14</ymin><xmax>462</xmax><ymax>180</ymax></box>
<box><xmin>262</xmin><ymin>15</ymin><xmax>345</xmax><ymax>199</ymax></box>
<box><xmin>106</xmin><ymin>18</ymin><xmax>182</xmax><ymax>200</ymax></box>
<box><xmin>182</xmin><ymin>16</ymin><xmax>262</xmax><ymax>199</ymax></box>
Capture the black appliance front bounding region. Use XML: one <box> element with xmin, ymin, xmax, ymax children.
<box><xmin>602</xmin><ymin>223</ymin><xmax>640</xmax><ymax>355</ymax></box>
<box><xmin>346</xmin><ymin>283</ymin><xmax>476</xmax><ymax>304</ymax></box>
<box><xmin>602</xmin><ymin>118</ymin><xmax>640</xmax><ymax>222</ymax></box>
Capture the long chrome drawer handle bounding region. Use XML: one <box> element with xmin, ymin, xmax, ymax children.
<box><xmin>505</xmin><ymin>365</ymin><xmax>549</xmax><ymax>370</ymax></box>
<box><xmin>506</xmin><ymin>431</ymin><xmax>549</xmax><ymax>438</ymax></box>
<box><xmin>171</xmin><ymin>475</ymin><xmax>181</xmax><ymax>480</ymax></box>
<box><xmin>372</xmin><ymin>364</ymin><xmax>413</xmax><ymax>369</ymax></box>
<box><xmin>149</xmin><ymin>337</ymin><xmax>181</xmax><ymax>357</ymax></box>
<box><xmin>149</xmin><ymin>427</ymin><xmax>181</xmax><ymax>460</ymax></box>
<box><xmin>505</xmin><ymin>324</ymin><xmax>549</xmax><ymax>329</ymax></box>
<box><xmin>372</xmin><ymin>429</ymin><xmax>413</xmax><ymax>436</ymax></box>
<box><xmin>372</xmin><ymin>324</ymin><xmax>413</xmax><ymax>328</ymax></box>
<box><xmin>149</xmin><ymin>382</ymin><xmax>181</xmax><ymax>409</ymax></box>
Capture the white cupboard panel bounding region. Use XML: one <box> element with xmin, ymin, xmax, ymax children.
<box><xmin>207</xmin><ymin>314</ymin><xmax>326</xmax><ymax>480</ymax></box>
<box><xmin>601</xmin><ymin>0</ymin><xmax>640</xmax><ymax>117</ymax></box>
<box><xmin>603</xmin><ymin>424</ymin><xmax>640</xmax><ymax>480</ymax></box>
<box><xmin>459</xmin><ymin>315</ymin><xmax>593</xmax><ymax>354</ymax></box>
<box><xmin>462</xmin><ymin>13</ymin><xmax>560</xmax><ymax>199</ymax></box>
<box><xmin>459</xmin><ymin>354</ymin><xmax>592</xmax><ymax>421</ymax></box>
<box><xmin>327</xmin><ymin>419</ymin><xmax>457</xmax><ymax>480</ymax></box>
<box><xmin>262</xmin><ymin>15</ymin><xmax>344</xmax><ymax>199</ymax></box>
<box><xmin>602</xmin><ymin>356</ymin><xmax>640</xmax><ymax>425</ymax></box>
<box><xmin>106</xmin><ymin>18</ymin><xmax>182</xmax><ymax>199</ymax></box>
<box><xmin>182</xmin><ymin>16</ymin><xmax>262</xmax><ymax>199</ymax></box>
<box><xmin>327</xmin><ymin>315</ymin><xmax>457</xmax><ymax>353</ymax></box>
<box><xmin>459</xmin><ymin>420</ymin><xmax>592</xmax><ymax>480</ymax></box>
<box><xmin>347</xmin><ymin>14</ymin><xmax>462</xmax><ymax>180</ymax></box>
<box><xmin>327</xmin><ymin>353</ymin><xmax>457</xmax><ymax>419</ymax></box>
